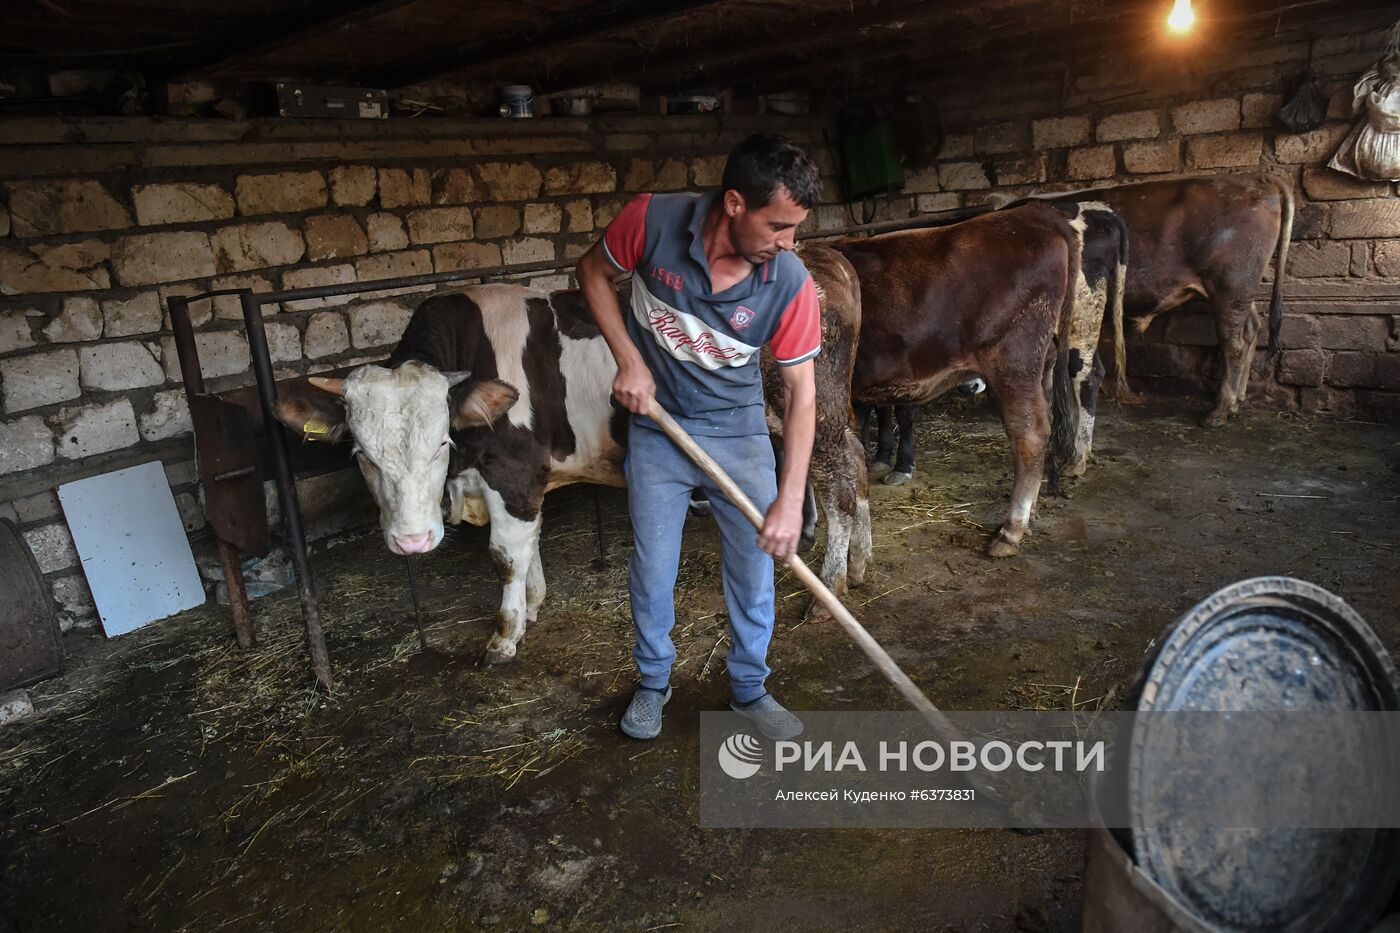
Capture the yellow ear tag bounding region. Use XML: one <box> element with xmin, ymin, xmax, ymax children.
<box><xmin>302</xmin><ymin>418</ymin><xmax>332</xmax><ymax>442</ymax></box>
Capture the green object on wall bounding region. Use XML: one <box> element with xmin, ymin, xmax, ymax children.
<box><xmin>841</xmin><ymin>120</ymin><xmax>904</xmax><ymax>200</ymax></box>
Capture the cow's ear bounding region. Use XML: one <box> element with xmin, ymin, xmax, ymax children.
<box><xmin>452</xmin><ymin>379</ymin><xmax>519</xmax><ymax>430</ymax></box>
<box><xmin>307</xmin><ymin>376</ymin><xmax>346</xmax><ymax>396</ymax></box>
<box><xmin>275</xmin><ymin>393</ymin><xmax>348</xmax><ymax>443</ymax></box>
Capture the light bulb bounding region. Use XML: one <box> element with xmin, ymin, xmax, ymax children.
<box><xmin>1167</xmin><ymin>0</ymin><xmax>1196</xmax><ymax>33</ymax></box>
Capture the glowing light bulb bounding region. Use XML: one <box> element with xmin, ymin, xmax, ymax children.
<box><xmin>1167</xmin><ymin>0</ymin><xmax>1196</xmax><ymax>33</ymax></box>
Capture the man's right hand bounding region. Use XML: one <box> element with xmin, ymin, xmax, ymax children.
<box><xmin>613</xmin><ymin>362</ymin><xmax>655</xmax><ymax>414</ymax></box>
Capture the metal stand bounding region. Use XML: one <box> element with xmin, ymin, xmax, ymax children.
<box><xmin>171</xmin><ymin>290</ymin><xmax>260</xmax><ymax>652</ymax></box>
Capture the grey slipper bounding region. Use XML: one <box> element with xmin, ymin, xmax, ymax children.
<box><xmin>621</xmin><ymin>685</ymin><xmax>672</xmax><ymax>740</ymax></box>
<box><xmin>730</xmin><ymin>693</ymin><xmax>804</xmax><ymax>740</ymax></box>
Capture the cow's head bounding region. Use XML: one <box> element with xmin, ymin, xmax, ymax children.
<box><xmin>275</xmin><ymin>361</ymin><xmax>519</xmax><ymax>555</ymax></box>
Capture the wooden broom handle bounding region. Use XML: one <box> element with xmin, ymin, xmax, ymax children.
<box><xmin>646</xmin><ymin>400</ymin><xmax>967</xmax><ymax>744</ymax></box>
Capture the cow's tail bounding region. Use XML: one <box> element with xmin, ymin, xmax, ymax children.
<box><xmin>1048</xmin><ymin>214</ymin><xmax>1083</xmax><ymax>496</ymax></box>
<box><xmin>1104</xmin><ymin>208</ymin><xmax>1136</xmax><ymax>404</ymax></box>
<box><xmin>1265</xmin><ymin>173</ymin><xmax>1295</xmax><ymax>362</ymax></box>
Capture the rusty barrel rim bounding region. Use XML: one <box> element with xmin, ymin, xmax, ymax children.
<box><xmin>1128</xmin><ymin>576</ymin><xmax>1400</xmax><ymax>933</ymax></box>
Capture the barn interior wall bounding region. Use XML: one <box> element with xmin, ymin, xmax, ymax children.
<box><xmin>863</xmin><ymin>8</ymin><xmax>1399</xmax><ymax>421</ymax></box>
<box><xmin>0</xmin><ymin>112</ymin><xmax>841</xmax><ymax>632</ymax></box>
<box><xmin>4</xmin><ymin>5</ymin><xmax>1397</xmax><ymax>636</ymax></box>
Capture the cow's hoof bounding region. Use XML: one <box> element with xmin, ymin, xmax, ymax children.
<box><xmin>799</xmin><ymin>531</ymin><xmax>816</xmax><ymax>554</ymax></box>
<box><xmin>868</xmin><ymin>459</ymin><xmax>892</xmax><ymax>476</ymax></box>
<box><xmin>805</xmin><ymin>599</ymin><xmax>833</xmax><ymax>624</ymax></box>
<box><xmin>688</xmin><ymin>499</ymin><xmax>714</xmax><ymax>518</ymax></box>
<box><xmin>1200</xmin><ymin>411</ymin><xmax>1229</xmax><ymax>429</ymax></box>
<box><xmin>987</xmin><ymin>533</ymin><xmax>1020</xmax><ymax>558</ymax></box>
<box><xmin>883</xmin><ymin>471</ymin><xmax>912</xmax><ymax>487</ymax></box>
<box><xmin>477</xmin><ymin>641</ymin><xmax>517</xmax><ymax>667</ymax></box>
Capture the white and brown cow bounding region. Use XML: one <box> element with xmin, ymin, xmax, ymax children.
<box><xmin>1040</xmin><ymin>199</ymin><xmax>1130</xmax><ymax>488</ymax></box>
<box><xmin>276</xmin><ymin>275</ymin><xmax>869</xmax><ymax>663</ymax></box>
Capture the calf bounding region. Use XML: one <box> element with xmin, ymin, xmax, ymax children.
<box><xmin>836</xmin><ymin>201</ymin><xmax>1082</xmax><ymax>557</ymax></box>
<box><xmin>1046</xmin><ymin>173</ymin><xmax>1294</xmax><ymax>427</ymax></box>
<box><xmin>861</xmin><ymin>201</ymin><xmax>1129</xmax><ymax>495</ymax></box>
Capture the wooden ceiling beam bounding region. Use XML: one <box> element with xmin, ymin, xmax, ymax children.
<box><xmin>761</xmin><ymin>0</ymin><xmax>1385</xmax><ymax>98</ymax></box>
<box><xmin>470</xmin><ymin>0</ymin><xmax>1055</xmax><ymax>93</ymax></box>
<box><xmin>631</xmin><ymin>0</ymin><xmax>1049</xmax><ymax>89</ymax></box>
<box><xmin>366</xmin><ymin>0</ymin><xmax>732</xmax><ymax>90</ymax></box>
<box><xmin>167</xmin><ymin>0</ymin><xmax>427</xmax><ymax>81</ymax></box>
<box><xmin>706</xmin><ymin>7</ymin><xmax>1132</xmax><ymax>96</ymax></box>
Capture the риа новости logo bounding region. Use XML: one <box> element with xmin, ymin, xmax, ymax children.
<box><xmin>718</xmin><ymin>733</ymin><xmax>763</xmax><ymax>779</ymax></box>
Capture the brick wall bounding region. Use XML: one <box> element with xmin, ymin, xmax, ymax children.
<box><xmin>0</xmin><ymin>113</ymin><xmax>840</xmax><ymax>631</ymax></box>
<box><xmin>857</xmin><ymin>9</ymin><xmax>1400</xmax><ymax>420</ymax></box>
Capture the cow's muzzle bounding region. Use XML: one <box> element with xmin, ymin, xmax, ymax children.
<box><xmin>391</xmin><ymin>531</ymin><xmax>435</xmax><ymax>554</ymax></box>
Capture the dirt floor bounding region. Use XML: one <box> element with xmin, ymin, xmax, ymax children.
<box><xmin>2</xmin><ymin>397</ymin><xmax>1398</xmax><ymax>933</ymax></box>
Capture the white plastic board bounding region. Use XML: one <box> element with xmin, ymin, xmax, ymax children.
<box><xmin>57</xmin><ymin>460</ymin><xmax>205</xmax><ymax>637</ymax></box>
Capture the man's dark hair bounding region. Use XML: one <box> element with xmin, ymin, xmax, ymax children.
<box><xmin>720</xmin><ymin>133</ymin><xmax>822</xmax><ymax>210</ymax></box>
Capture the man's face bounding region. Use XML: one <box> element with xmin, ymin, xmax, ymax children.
<box><xmin>725</xmin><ymin>185</ymin><xmax>809</xmax><ymax>265</ymax></box>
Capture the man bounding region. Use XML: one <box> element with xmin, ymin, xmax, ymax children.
<box><xmin>576</xmin><ymin>133</ymin><xmax>821</xmax><ymax>742</ymax></box>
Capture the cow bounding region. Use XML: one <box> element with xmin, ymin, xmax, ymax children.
<box><xmin>835</xmin><ymin>200</ymin><xmax>1083</xmax><ymax>557</ymax></box>
<box><xmin>765</xmin><ymin>244</ymin><xmax>870</xmax><ymax>617</ymax></box>
<box><xmin>859</xmin><ymin>201</ymin><xmax>1130</xmax><ymax>495</ymax></box>
<box><xmin>273</xmin><ymin>275</ymin><xmax>869</xmax><ymax>663</ymax></box>
<box><xmin>1052</xmin><ymin>201</ymin><xmax>1130</xmax><ymax>484</ymax></box>
<box><xmin>275</xmin><ymin>285</ymin><xmax>626</xmax><ymax>665</ymax></box>
<box><xmin>1041</xmin><ymin>173</ymin><xmax>1294</xmax><ymax>428</ymax></box>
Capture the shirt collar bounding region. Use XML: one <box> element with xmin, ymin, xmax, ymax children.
<box><xmin>686</xmin><ymin>191</ymin><xmax>718</xmax><ymax>280</ymax></box>
<box><xmin>687</xmin><ymin>191</ymin><xmax>767</xmax><ymax>301</ymax></box>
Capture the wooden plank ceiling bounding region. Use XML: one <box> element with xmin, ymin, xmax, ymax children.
<box><xmin>3</xmin><ymin>0</ymin><xmax>1392</xmax><ymax>98</ymax></box>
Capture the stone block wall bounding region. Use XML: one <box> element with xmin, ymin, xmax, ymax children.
<box><xmin>861</xmin><ymin>9</ymin><xmax>1400</xmax><ymax>420</ymax></box>
<box><xmin>0</xmin><ymin>113</ymin><xmax>840</xmax><ymax>631</ymax></box>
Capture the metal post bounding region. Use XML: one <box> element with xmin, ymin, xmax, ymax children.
<box><xmin>240</xmin><ymin>292</ymin><xmax>333</xmax><ymax>692</ymax></box>
<box><xmin>405</xmin><ymin>558</ymin><xmax>429</xmax><ymax>651</ymax></box>
<box><xmin>591</xmin><ymin>487</ymin><xmax>608</xmax><ymax>568</ymax></box>
<box><xmin>218</xmin><ymin>539</ymin><xmax>256</xmax><ymax>648</ymax></box>
<box><xmin>168</xmin><ymin>295</ymin><xmax>205</xmax><ymax>397</ymax></box>
<box><xmin>172</xmin><ymin>294</ymin><xmax>259</xmax><ymax>650</ymax></box>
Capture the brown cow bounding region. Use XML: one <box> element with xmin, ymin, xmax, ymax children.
<box><xmin>1047</xmin><ymin>173</ymin><xmax>1294</xmax><ymax>427</ymax></box>
<box><xmin>862</xmin><ymin>199</ymin><xmax>1130</xmax><ymax>495</ymax></box>
<box><xmin>835</xmin><ymin>201</ymin><xmax>1082</xmax><ymax>557</ymax></box>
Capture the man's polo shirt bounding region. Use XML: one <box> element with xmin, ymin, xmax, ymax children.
<box><xmin>602</xmin><ymin>191</ymin><xmax>821</xmax><ymax>437</ymax></box>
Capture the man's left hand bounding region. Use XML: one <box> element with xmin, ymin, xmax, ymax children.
<box><xmin>758</xmin><ymin>498</ymin><xmax>804</xmax><ymax>560</ymax></box>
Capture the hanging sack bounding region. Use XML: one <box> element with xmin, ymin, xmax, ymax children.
<box><xmin>1330</xmin><ymin>26</ymin><xmax>1400</xmax><ymax>181</ymax></box>
<box><xmin>1277</xmin><ymin>70</ymin><xmax>1327</xmax><ymax>133</ymax></box>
